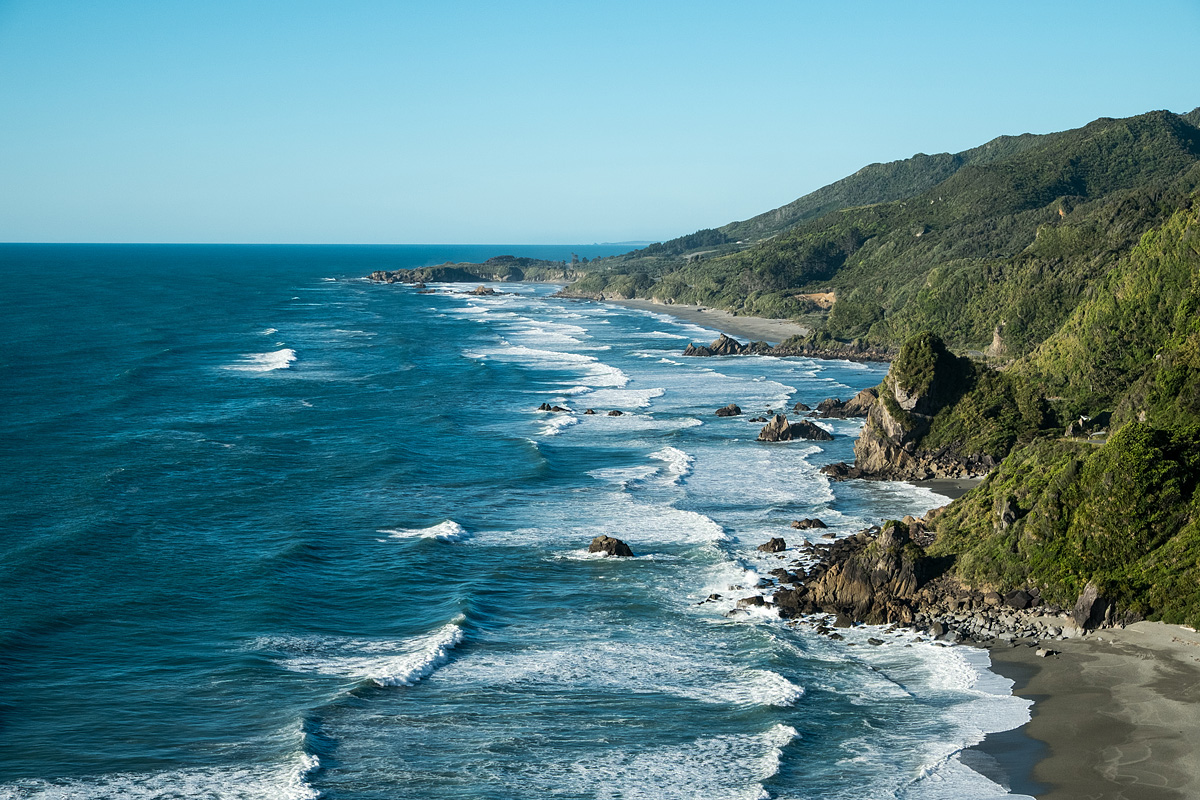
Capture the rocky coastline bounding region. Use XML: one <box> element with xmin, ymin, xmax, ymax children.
<box><xmin>757</xmin><ymin>517</ymin><xmax>1114</xmax><ymax>648</ymax></box>
<box><xmin>682</xmin><ymin>332</ymin><xmax>894</xmax><ymax>362</ymax></box>
<box><xmin>367</xmin><ymin>255</ymin><xmax>580</xmax><ymax>285</ymax></box>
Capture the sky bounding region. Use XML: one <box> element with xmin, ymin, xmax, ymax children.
<box><xmin>0</xmin><ymin>1</ymin><xmax>1197</xmax><ymax>244</ymax></box>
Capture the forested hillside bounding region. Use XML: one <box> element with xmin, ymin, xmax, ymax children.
<box><xmin>576</xmin><ymin>107</ymin><xmax>1200</xmax><ymax>627</ymax></box>
<box><xmin>572</xmin><ymin>109</ymin><xmax>1200</xmax><ymax>356</ymax></box>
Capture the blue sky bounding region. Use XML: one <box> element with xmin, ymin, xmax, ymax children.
<box><xmin>0</xmin><ymin>1</ymin><xmax>1196</xmax><ymax>244</ymax></box>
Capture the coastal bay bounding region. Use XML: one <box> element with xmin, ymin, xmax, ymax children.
<box><xmin>616</xmin><ymin>296</ymin><xmax>1200</xmax><ymax>800</ymax></box>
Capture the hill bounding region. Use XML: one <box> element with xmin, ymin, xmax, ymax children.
<box><xmin>610</xmin><ymin>106</ymin><xmax>1200</xmax><ymax>629</ymax></box>
<box><xmin>572</xmin><ymin>108</ymin><xmax>1200</xmax><ymax>355</ymax></box>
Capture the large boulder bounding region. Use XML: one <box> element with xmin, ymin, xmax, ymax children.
<box><xmin>816</xmin><ymin>387</ymin><xmax>878</xmax><ymax>419</ymax></box>
<box><xmin>715</xmin><ymin>403</ymin><xmax>743</xmax><ymax>417</ymax></box>
<box><xmin>758</xmin><ymin>415</ymin><xmax>834</xmax><ymax>442</ymax></box>
<box><xmin>710</xmin><ymin>333</ymin><xmax>748</xmax><ymax>355</ymax></box>
<box><xmin>589</xmin><ymin>535</ymin><xmax>634</xmax><ymax>557</ymax></box>
<box><xmin>757</xmin><ymin>537</ymin><xmax>787</xmax><ymax>553</ymax></box>
<box><xmin>1071</xmin><ymin>582</ymin><xmax>1110</xmax><ymax>629</ymax></box>
<box><xmin>683</xmin><ymin>334</ymin><xmax>772</xmax><ymax>357</ymax></box>
<box><xmin>774</xmin><ymin>521</ymin><xmax>929</xmax><ymax>624</ymax></box>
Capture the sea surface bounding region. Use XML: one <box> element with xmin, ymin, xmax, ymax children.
<box><xmin>0</xmin><ymin>245</ymin><xmax>1032</xmax><ymax>799</ymax></box>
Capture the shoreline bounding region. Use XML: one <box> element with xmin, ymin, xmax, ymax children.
<box><xmin>974</xmin><ymin>623</ymin><xmax>1200</xmax><ymax>799</ymax></box>
<box><xmin>600</xmin><ymin>297</ymin><xmax>810</xmax><ymax>345</ymax></box>
<box><xmin>585</xmin><ymin>291</ymin><xmax>1200</xmax><ymax>799</ymax></box>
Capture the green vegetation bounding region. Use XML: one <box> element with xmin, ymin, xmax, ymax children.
<box><xmin>564</xmin><ymin>105</ymin><xmax>1200</xmax><ymax>624</ymax></box>
<box><xmin>919</xmin><ymin>194</ymin><xmax>1200</xmax><ymax>623</ymax></box>
<box><xmin>929</xmin><ymin>424</ymin><xmax>1200</xmax><ymax>628</ymax></box>
<box><xmin>571</xmin><ymin>109</ymin><xmax>1200</xmax><ymax>359</ymax></box>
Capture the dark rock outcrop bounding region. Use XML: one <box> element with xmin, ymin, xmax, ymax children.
<box><xmin>774</xmin><ymin>522</ymin><xmax>926</xmax><ymax>625</ymax></box>
<box><xmin>823</xmin><ymin>334</ymin><xmax>992</xmax><ymax>482</ymax></box>
<box><xmin>757</xmin><ymin>415</ymin><xmax>834</xmax><ymax>442</ymax></box>
<box><xmin>757</xmin><ymin>537</ymin><xmax>787</xmax><ymax>553</ymax></box>
<box><xmin>683</xmin><ymin>334</ymin><xmax>772</xmax><ymax>357</ymax></box>
<box><xmin>1071</xmin><ymin>582</ymin><xmax>1110</xmax><ymax>630</ymax></box>
<box><xmin>815</xmin><ymin>388</ymin><xmax>878</xmax><ymax>419</ymax></box>
<box><xmin>793</xmin><ymin>402</ymin><xmax>811</xmax><ymax>413</ymax></box>
<box><xmin>607</xmin><ymin>410</ymin><xmax>623</xmax><ymax>417</ymax></box>
<box><xmin>791</xmin><ymin>518</ymin><xmax>827</xmax><ymax>530</ymax></box>
<box><xmin>584</xmin><ymin>409</ymin><xmax>595</xmax><ymax>415</ymax></box>
<box><xmin>715</xmin><ymin>403</ymin><xmax>743</xmax><ymax>417</ymax></box>
<box><xmin>769</xmin><ymin>518</ymin><xmax>1109</xmax><ymax>644</ymax></box>
<box><xmin>589</xmin><ymin>535</ymin><xmax>634</xmax><ymax>557</ymax></box>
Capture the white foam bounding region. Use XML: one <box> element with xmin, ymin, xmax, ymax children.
<box><xmin>0</xmin><ymin>753</ymin><xmax>319</xmax><ymax>800</ymax></box>
<box><xmin>381</xmin><ymin>520</ymin><xmax>470</xmax><ymax>542</ymax></box>
<box><xmin>539</xmin><ymin>414</ymin><xmax>579</xmax><ymax>437</ymax></box>
<box><xmin>225</xmin><ymin>349</ymin><xmax>297</xmax><ymax>372</ymax></box>
<box><xmin>556</xmin><ymin>723</ymin><xmax>798</xmax><ymax>800</ymax></box>
<box><xmin>461</xmin><ymin>343</ymin><xmax>629</xmax><ymax>388</ymax></box>
<box><xmin>257</xmin><ymin>620</ymin><xmax>465</xmax><ymax>688</ymax></box>
<box><xmin>645</xmin><ymin>330</ymin><xmax>690</xmax><ymax>339</ymax></box>
<box><xmin>261</xmin><ymin>327</ymin><xmax>278</xmax><ymax>335</ymax></box>
<box><xmin>651</xmin><ymin>446</ymin><xmax>694</xmax><ymax>484</ymax></box>
<box><xmin>577</xmin><ymin>386</ymin><xmax>665</xmax><ymax>409</ymax></box>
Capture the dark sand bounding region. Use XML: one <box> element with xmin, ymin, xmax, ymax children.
<box><xmin>603</xmin><ymin>298</ymin><xmax>809</xmax><ymax>345</ymax></box>
<box><xmin>915</xmin><ymin>477</ymin><xmax>983</xmax><ymax>501</ymax></box>
<box><xmin>980</xmin><ymin>623</ymin><xmax>1200</xmax><ymax>799</ymax></box>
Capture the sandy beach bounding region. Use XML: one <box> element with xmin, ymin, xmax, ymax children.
<box><xmin>976</xmin><ymin>623</ymin><xmax>1200</xmax><ymax>799</ymax></box>
<box><xmin>603</xmin><ymin>298</ymin><xmax>809</xmax><ymax>345</ymax></box>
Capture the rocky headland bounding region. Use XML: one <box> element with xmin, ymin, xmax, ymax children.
<box><xmin>368</xmin><ymin>255</ymin><xmax>579</xmax><ymax>285</ymax></box>
<box><xmin>682</xmin><ymin>332</ymin><xmax>893</xmax><ymax>362</ymax></box>
<box><xmin>756</xmin><ymin>517</ymin><xmax>1121</xmax><ymax>648</ymax></box>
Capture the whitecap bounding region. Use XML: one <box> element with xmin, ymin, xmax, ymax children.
<box><xmin>225</xmin><ymin>349</ymin><xmax>297</xmax><ymax>372</ymax></box>
<box><xmin>539</xmin><ymin>414</ymin><xmax>579</xmax><ymax>437</ymax></box>
<box><xmin>381</xmin><ymin>520</ymin><xmax>470</xmax><ymax>542</ymax></box>
<box><xmin>255</xmin><ymin>620</ymin><xmax>465</xmax><ymax>688</ymax></box>
<box><xmin>651</xmin><ymin>446</ymin><xmax>694</xmax><ymax>484</ymax></box>
<box><xmin>0</xmin><ymin>753</ymin><xmax>320</xmax><ymax>800</ymax></box>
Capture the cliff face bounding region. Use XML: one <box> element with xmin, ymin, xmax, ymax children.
<box><xmin>828</xmin><ymin>333</ymin><xmax>995</xmax><ymax>481</ymax></box>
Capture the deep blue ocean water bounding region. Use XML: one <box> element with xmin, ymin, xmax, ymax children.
<box><xmin>0</xmin><ymin>245</ymin><xmax>1032</xmax><ymax>799</ymax></box>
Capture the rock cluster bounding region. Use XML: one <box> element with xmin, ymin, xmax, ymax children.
<box><xmin>589</xmin><ymin>535</ymin><xmax>634</xmax><ymax>557</ymax></box>
<box><xmin>683</xmin><ymin>334</ymin><xmax>772</xmax><ymax>357</ymax></box>
<box><xmin>813</xmin><ymin>388</ymin><xmax>877</xmax><ymax>419</ymax></box>
<box><xmin>770</xmin><ymin>520</ymin><xmax>1120</xmax><ymax>644</ymax></box>
<box><xmin>757</xmin><ymin>537</ymin><xmax>787</xmax><ymax>553</ymax></box>
<box><xmin>682</xmin><ymin>333</ymin><xmax>893</xmax><ymax>362</ymax></box>
<box><xmin>791</xmin><ymin>518</ymin><xmax>827</xmax><ymax>530</ymax></box>
<box><xmin>537</xmin><ymin>403</ymin><xmax>569</xmax><ymax>412</ymax></box>
<box><xmin>757</xmin><ymin>415</ymin><xmax>834</xmax><ymax>442</ymax></box>
<box><xmin>714</xmin><ymin>403</ymin><xmax>742</xmax><ymax>417</ymax></box>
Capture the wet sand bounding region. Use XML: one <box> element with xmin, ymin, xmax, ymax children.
<box><xmin>915</xmin><ymin>477</ymin><xmax>983</xmax><ymax>501</ymax></box>
<box><xmin>980</xmin><ymin>622</ymin><xmax>1200</xmax><ymax>799</ymax></box>
<box><xmin>603</xmin><ymin>298</ymin><xmax>809</xmax><ymax>345</ymax></box>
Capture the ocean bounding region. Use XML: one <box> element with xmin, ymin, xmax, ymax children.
<box><xmin>0</xmin><ymin>244</ymin><xmax>1032</xmax><ymax>799</ymax></box>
